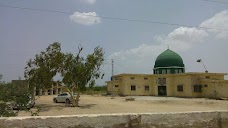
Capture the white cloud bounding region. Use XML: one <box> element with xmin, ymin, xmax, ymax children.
<box><xmin>70</xmin><ymin>12</ymin><xmax>101</xmax><ymax>25</ymax></box>
<box><xmin>167</xmin><ymin>27</ymin><xmax>208</xmax><ymax>43</ymax></box>
<box><xmin>109</xmin><ymin>44</ymin><xmax>163</xmax><ymax>62</ymax></box>
<box><xmin>108</xmin><ymin>10</ymin><xmax>228</xmax><ymax>75</ymax></box>
<box><xmin>200</xmin><ymin>10</ymin><xmax>228</xmax><ymax>39</ymax></box>
<box><xmin>108</xmin><ymin>27</ymin><xmax>209</xmax><ymax>74</ymax></box>
<box><xmin>80</xmin><ymin>0</ymin><xmax>96</xmax><ymax>5</ymax></box>
<box><xmin>108</xmin><ymin>44</ymin><xmax>166</xmax><ymax>74</ymax></box>
<box><xmin>164</xmin><ymin>27</ymin><xmax>208</xmax><ymax>51</ymax></box>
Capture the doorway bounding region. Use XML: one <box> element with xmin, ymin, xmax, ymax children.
<box><xmin>158</xmin><ymin>86</ymin><xmax>167</xmax><ymax>96</ymax></box>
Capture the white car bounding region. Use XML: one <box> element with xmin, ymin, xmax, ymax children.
<box><xmin>53</xmin><ymin>92</ymin><xmax>77</xmax><ymax>103</ymax></box>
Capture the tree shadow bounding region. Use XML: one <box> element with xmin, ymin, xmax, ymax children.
<box><xmin>34</xmin><ymin>103</ymin><xmax>97</xmax><ymax>112</ymax></box>
<box><xmin>35</xmin><ymin>104</ymin><xmax>64</xmax><ymax>112</ymax></box>
<box><xmin>79</xmin><ymin>104</ymin><xmax>96</xmax><ymax>109</ymax></box>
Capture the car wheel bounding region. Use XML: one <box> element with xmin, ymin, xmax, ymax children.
<box><xmin>54</xmin><ymin>98</ymin><xmax>58</xmax><ymax>103</ymax></box>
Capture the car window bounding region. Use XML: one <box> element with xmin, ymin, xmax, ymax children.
<box><xmin>62</xmin><ymin>93</ymin><xmax>68</xmax><ymax>96</ymax></box>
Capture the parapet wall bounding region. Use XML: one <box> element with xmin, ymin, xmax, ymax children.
<box><xmin>0</xmin><ymin>111</ymin><xmax>228</xmax><ymax>128</ymax></box>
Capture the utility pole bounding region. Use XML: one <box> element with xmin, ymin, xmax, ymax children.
<box><xmin>112</xmin><ymin>59</ymin><xmax>114</xmax><ymax>77</ymax></box>
<box><xmin>111</xmin><ymin>59</ymin><xmax>114</xmax><ymax>98</ymax></box>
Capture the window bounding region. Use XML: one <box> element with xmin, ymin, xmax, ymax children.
<box><xmin>177</xmin><ymin>85</ymin><xmax>183</xmax><ymax>92</ymax></box>
<box><xmin>158</xmin><ymin>78</ymin><xmax>166</xmax><ymax>85</ymax></box>
<box><xmin>131</xmin><ymin>85</ymin><xmax>136</xmax><ymax>91</ymax></box>
<box><xmin>144</xmin><ymin>77</ymin><xmax>148</xmax><ymax>80</ymax></box>
<box><xmin>194</xmin><ymin>85</ymin><xmax>202</xmax><ymax>92</ymax></box>
<box><xmin>130</xmin><ymin>77</ymin><xmax>135</xmax><ymax>80</ymax></box>
<box><xmin>158</xmin><ymin>78</ymin><xmax>160</xmax><ymax>84</ymax></box>
<box><xmin>204</xmin><ymin>84</ymin><xmax>208</xmax><ymax>87</ymax></box>
<box><xmin>175</xmin><ymin>69</ymin><xmax>178</xmax><ymax>74</ymax></box>
<box><xmin>145</xmin><ymin>86</ymin><xmax>149</xmax><ymax>91</ymax></box>
<box><xmin>167</xmin><ymin>69</ymin><xmax>171</xmax><ymax>74</ymax></box>
<box><xmin>59</xmin><ymin>93</ymin><xmax>68</xmax><ymax>96</ymax></box>
<box><xmin>156</xmin><ymin>70</ymin><xmax>159</xmax><ymax>74</ymax></box>
<box><xmin>115</xmin><ymin>85</ymin><xmax>119</xmax><ymax>87</ymax></box>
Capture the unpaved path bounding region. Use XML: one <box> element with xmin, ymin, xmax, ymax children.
<box><xmin>18</xmin><ymin>95</ymin><xmax>228</xmax><ymax>116</ymax></box>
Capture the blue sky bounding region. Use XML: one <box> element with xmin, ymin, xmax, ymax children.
<box><xmin>1</xmin><ymin>0</ymin><xmax>228</xmax><ymax>85</ymax></box>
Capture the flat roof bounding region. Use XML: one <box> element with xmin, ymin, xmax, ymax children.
<box><xmin>112</xmin><ymin>72</ymin><xmax>227</xmax><ymax>77</ymax></box>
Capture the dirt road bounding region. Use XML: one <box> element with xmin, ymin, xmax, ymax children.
<box><xmin>18</xmin><ymin>95</ymin><xmax>228</xmax><ymax>116</ymax></box>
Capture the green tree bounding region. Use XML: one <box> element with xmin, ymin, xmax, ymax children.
<box><xmin>24</xmin><ymin>43</ymin><xmax>105</xmax><ymax>107</ymax></box>
<box><xmin>0</xmin><ymin>80</ymin><xmax>17</xmax><ymax>117</ymax></box>
<box><xmin>24</xmin><ymin>42</ymin><xmax>64</xmax><ymax>91</ymax></box>
<box><xmin>0</xmin><ymin>76</ymin><xmax>32</xmax><ymax>117</ymax></box>
<box><xmin>61</xmin><ymin>46</ymin><xmax>104</xmax><ymax>106</ymax></box>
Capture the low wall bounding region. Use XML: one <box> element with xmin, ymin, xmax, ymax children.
<box><xmin>0</xmin><ymin>111</ymin><xmax>228</xmax><ymax>128</ymax></box>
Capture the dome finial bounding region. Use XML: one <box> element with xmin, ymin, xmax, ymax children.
<box><xmin>167</xmin><ymin>45</ymin><xmax>169</xmax><ymax>49</ymax></box>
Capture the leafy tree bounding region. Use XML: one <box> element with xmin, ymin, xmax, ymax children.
<box><xmin>24</xmin><ymin>42</ymin><xmax>64</xmax><ymax>90</ymax></box>
<box><xmin>0</xmin><ymin>75</ymin><xmax>33</xmax><ymax>117</ymax></box>
<box><xmin>24</xmin><ymin>42</ymin><xmax>105</xmax><ymax>107</ymax></box>
<box><xmin>0</xmin><ymin>80</ymin><xmax>17</xmax><ymax>117</ymax></box>
<box><xmin>61</xmin><ymin>46</ymin><xmax>105</xmax><ymax>106</ymax></box>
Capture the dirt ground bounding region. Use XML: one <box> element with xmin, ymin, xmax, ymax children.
<box><xmin>18</xmin><ymin>95</ymin><xmax>228</xmax><ymax>116</ymax></box>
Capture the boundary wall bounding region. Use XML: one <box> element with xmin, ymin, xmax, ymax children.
<box><xmin>0</xmin><ymin>111</ymin><xmax>228</xmax><ymax>128</ymax></box>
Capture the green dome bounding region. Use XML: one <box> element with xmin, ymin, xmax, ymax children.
<box><xmin>154</xmin><ymin>49</ymin><xmax>184</xmax><ymax>68</ymax></box>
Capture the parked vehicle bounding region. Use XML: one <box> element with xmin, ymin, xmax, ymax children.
<box><xmin>53</xmin><ymin>92</ymin><xmax>78</xmax><ymax>103</ymax></box>
<box><xmin>13</xmin><ymin>95</ymin><xmax>35</xmax><ymax>110</ymax></box>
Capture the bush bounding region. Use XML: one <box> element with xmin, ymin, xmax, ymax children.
<box><xmin>92</xmin><ymin>85</ymin><xmax>107</xmax><ymax>91</ymax></box>
<box><xmin>0</xmin><ymin>76</ymin><xmax>34</xmax><ymax>117</ymax></box>
<box><xmin>83</xmin><ymin>85</ymin><xmax>107</xmax><ymax>95</ymax></box>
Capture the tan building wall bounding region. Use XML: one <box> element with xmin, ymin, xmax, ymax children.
<box><xmin>200</xmin><ymin>79</ymin><xmax>228</xmax><ymax>99</ymax></box>
<box><xmin>121</xmin><ymin>75</ymin><xmax>154</xmax><ymax>96</ymax></box>
<box><xmin>107</xmin><ymin>80</ymin><xmax>121</xmax><ymax>95</ymax></box>
<box><xmin>107</xmin><ymin>74</ymin><xmax>155</xmax><ymax>96</ymax></box>
<box><xmin>106</xmin><ymin>72</ymin><xmax>228</xmax><ymax>98</ymax></box>
<box><xmin>170</xmin><ymin>75</ymin><xmax>192</xmax><ymax>97</ymax></box>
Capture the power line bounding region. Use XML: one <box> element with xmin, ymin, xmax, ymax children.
<box><xmin>0</xmin><ymin>4</ymin><xmax>72</xmax><ymax>14</ymax></box>
<box><xmin>0</xmin><ymin>4</ymin><xmax>228</xmax><ymax>31</ymax></box>
<box><xmin>1</xmin><ymin>0</ymin><xmax>228</xmax><ymax>4</ymax></box>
